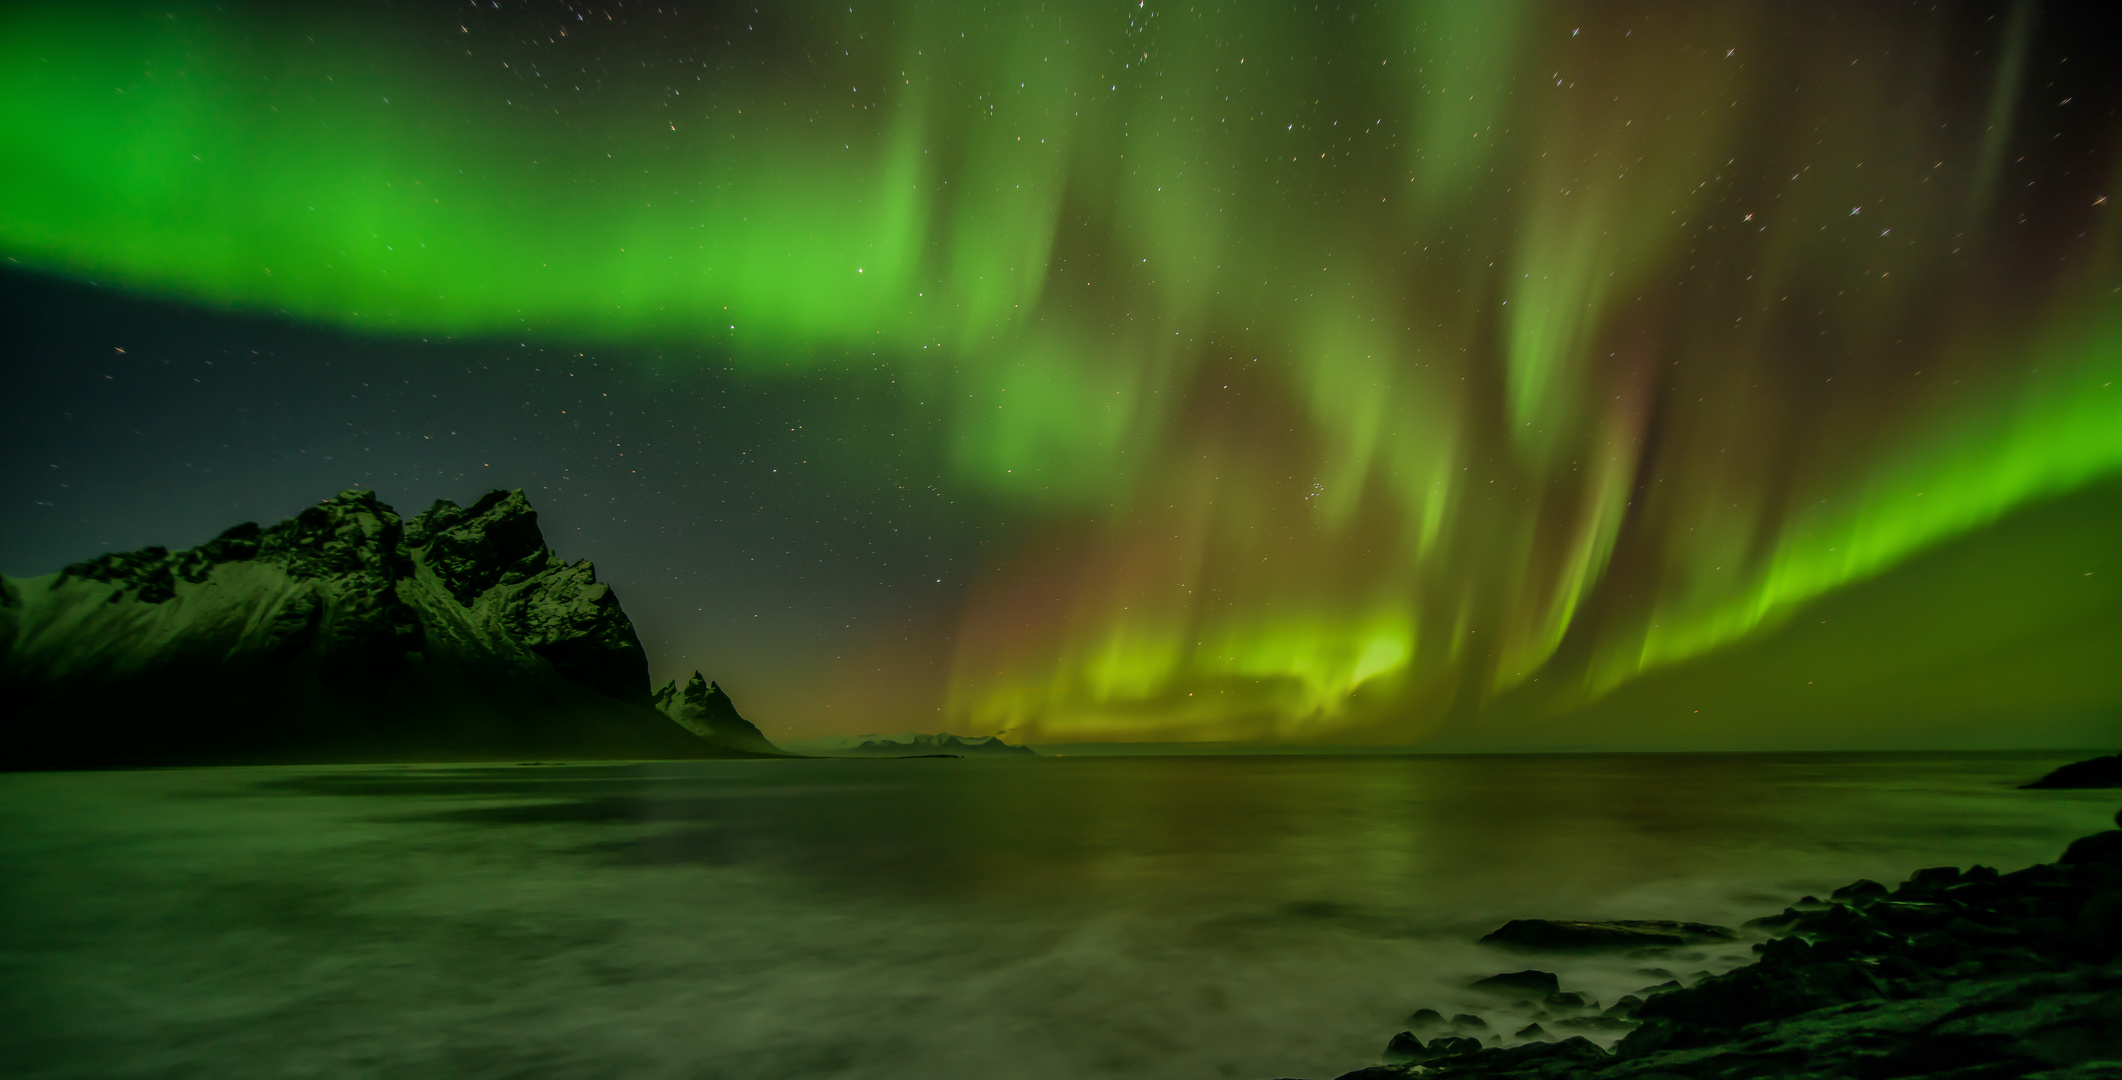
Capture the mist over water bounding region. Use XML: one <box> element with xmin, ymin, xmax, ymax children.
<box><xmin>2</xmin><ymin>753</ymin><xmax>2112</xmax><ymax>1080</ymax></box>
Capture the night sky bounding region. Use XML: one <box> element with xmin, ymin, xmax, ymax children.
<box><xmin>3</xmin><ymin>1</ymin><xmax>2119</xmax><ymax>748</ymax></box>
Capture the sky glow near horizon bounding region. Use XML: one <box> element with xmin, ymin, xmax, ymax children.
<box><xmin>3</xmin><ymin>1</ymin><xmax>2118</xmax><ymax>743</ymax></box>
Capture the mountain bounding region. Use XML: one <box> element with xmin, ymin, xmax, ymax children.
<box><xmin>781</xmin><ymin>732</ymin><xmax>1038</xmax><ymax>758</ymax></box>
<box><xmin>652</xmin><ymin>671</ymin><xmax>784</xmax><ymax>756</ymax></box>
<box><xmin>0</xmin><ymin>488</ymin><xmax>779</xmax><ymax>768</ymax></box>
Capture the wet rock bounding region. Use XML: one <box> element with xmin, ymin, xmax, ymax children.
<box><xmin>1830</xmin><ymin>878</ymin><xmax>1889</xmax><ymax>902</ymax></box>
<box><xmin>1554</xmin><ymin>1015</ymin><xmax>1637</xmax><ymax>1034</ymax></box>
<box><xmin>2025</xmin><ymin>1065</ymin><xmax>2122</xmax><ymax>1079</ymax></box>
<box><xmin>1468</xmin><ymin>970</ymin><xmax>1560</xmax><ymax>998</ymax></box>
<box><xmin>2061</xmin><ymin>831</ymin><xmax>2122</xmax><ymax>868</ymax></box>
<box><xmin>1602</xmin><ymin>995</ymin><xmax>1644</xmax><ymax>1017</ymax></box>
<box><xmin>1542</xmin><ymin>991</ymin><xmax>1591</xmax><ymax>1013</ymax></box>
<box><xmin>1349</xmin><ymin>821</ymin><xmax>2122</xmax><ymax>1080</ymax></box>
<box><xmin>1478</xmin><ymin>918</ymin><xmax>1737</xmax><ymax>953</ymax></box>
<box><xmin>2021</xmin><ymin>754</ymin><xmax>2122</xmax><ymax>789</ymax></box>
<box><xmin>1403</xmin><ymin>1008</ymin><xmax>1446</xmax><ymax>1030</ymax></box>
<box><xmin>1511</xmin><ymin>1022</ymin><xmax>1550</xmax><ymax>1041</ymax></box>
<box><xmin>1743</xmin><ymin>907</ymin><xmax>1804</xmax><ymax>930</ymax></box>
<box><xmin>1402</xmin><ymin>1034</ymin><xmax>1609</xmax><ymax>1077</ymax></box>
<box><xmin>1425</xmin><ymin>1036</ymin><xmax>1485</xmax><ymax>1057</ymax></box>
<box><xmin>1450</xmin><ymin>1014</ymin><xmax>1490</xmax><ymax>1033</ymax></box>
<box><xmin>1381</xmin><ymin>1031</ymin><xmax>1426</xmax><ymax>1064</ymax></box>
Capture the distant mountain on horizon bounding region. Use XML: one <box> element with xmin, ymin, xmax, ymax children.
<box><xmin>782</xmin><ymin>732</ymin><xmax>1037</xmax><ymax>757</ymax></box>
<box><xmin>0</xmin><ymin>488</ymin><xmax>781</xmax><ymax>768</ymax></box>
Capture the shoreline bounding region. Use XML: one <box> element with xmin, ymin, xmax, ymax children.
<box><xmin>1311</xmin><ymin>806</ymin><xmax>2122</xmax><ymax>1080</ymax></box>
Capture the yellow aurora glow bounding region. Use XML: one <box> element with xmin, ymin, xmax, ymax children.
<box><xmin>2</xmin><ymin>2</ymin><xmax>2117</xmax><ymax>742</ymax></box>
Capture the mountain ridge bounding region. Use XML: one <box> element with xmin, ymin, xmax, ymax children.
<box><xmin>782</xmin><ymin>732</ymin><xmax>1036</xmax><ymax>757</ymax></box>
<box><xmin>0</xmin><ymin>488</ymin><xmax>780</xmax><ymax>768</ymax></box>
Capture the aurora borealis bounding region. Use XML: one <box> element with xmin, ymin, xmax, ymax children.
<box><xmin>3</xmin><ymin>1</ymin><xmax>2118</xmax><ymax>746</ymax></box>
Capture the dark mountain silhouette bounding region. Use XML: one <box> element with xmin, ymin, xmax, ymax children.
<box><xmin>0</xmin><ymin>488</ymin><xmax>782</xmax><ymax>768</ymax></box>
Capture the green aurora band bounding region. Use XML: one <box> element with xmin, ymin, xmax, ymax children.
<box><xmin>4</xmin><ymin>2</ymin><xmax>2118</xmax><ymax>742</ymax></box>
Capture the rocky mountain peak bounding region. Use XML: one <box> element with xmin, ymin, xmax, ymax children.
<box><xmin>4</xmin><ymin>487</ymin><xmax>772</xmax><ymax>767</ymax></box>
<box><xmin>652</xmin><ymin>670</ymin><xmax>783</xmax><ymax>755</ymax></box>
<box><xmin>405</xmin><ymin>489</ymin><xmax>547</xmax><ymax>606</ymax></box>
<box><xmin>51</xmin><ymin>488</ymin><xmax>406</xmax><ymax>606</ymax></box>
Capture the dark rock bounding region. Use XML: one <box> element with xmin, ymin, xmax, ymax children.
<box><xmin>1512</xmin><ymin>1022</ymin><xmax>1549</xmax><ymax>1041</ymax></box>
<box><xmin>1424</xmin><ymin>1036</ymin><xmax>1485</xmax><ymax>1057</ymax></box>
<box><xmin>2073</xmin><ymin>889</ymin><xmax>2122</xmax><ymax>961</ymax></box>
<box><xmin>1</xmin><ymin>488</ymin><xmax>756</xmax><ymax>767</ymax></box>
<box><xmin>1382</xmin><ymin>1030</ymin><xmax>1426</xmax><ymax>1063</ymax></box>
<box><xmin>1404</xmin><ymin>1008</ymin><xmax>1446</xmax><ymax>1030</ymax></box>
<box><xmin>1555</xmin><ymin>1014</ymin><xmax>1637</xmax><ymax>1033</ymax></box>
<box><xmin>1450</xmin><ymin>1014</ymin><xmax>1490</xmax><ymax>1032</ymax></box>
<box><xmin>1610</xmin><ymin>1017</ymin><xmax>1682</xmax><ymax>1059</ymax></box>
<box><xmin>2021</xmin><ymin>754</ymin><xmax>2122</xmax><ymax>789</ymax></box>
<box><xmin>1602</xmin><ymin>995</ymin><xmax>1644</xmax><ymax>1017</ymax></box>
<box><xmin>1412</xmin><ymin>1035</ymin><xmax>1608</xmax><ymax>1077</ymax></box>
<box><xmin>1479</xmin><ymin>918</ymin><xmax>1736</xmax><ymax>952</ymax></box>
<box><xmin>1543</xmin><ymin>991</ymin><xmax>1591</xmax><ymax>1013</ymax></box>
<box><xmin>1830</xmin><ymin>878</ymin><xmax>1890</xmax><ymax>902</ymax></box>
<box><xmin>1333</xmin><ymin>1069</ymin><xmax>1413</xmax><ymax>1080</ymax></box>
<box><xmin>1469</xmin><ymin>970</ymin><xmax>1560</xmax><ymax>998</ymax></box>
<box><xmin>1743</xmin><ymin>907</ymin><xmax>1804</xmax><ymax>930</ymax></box>
<box><xmin>1375</xmin><ymin>820</ymin><xmax>2122</xmax><ymax>1078</ymax></box>
<box><xmin>1492</xmin><ymin>1034</ymin><xmax>1606</xmax><ymax>1064</ymax></box>
<box><xmin>1872</xmin><ymin>900</ymin><xmax>1953</xmax><ymax>933</ymax></box>
<box><xmin>2061</xmin><ymin>832</ymin><xmax>2122</xmax><ymax>868</ymax></box>
<box><xmin>2025</xmin><ymin>1065</ymin><xmax>2122</xmax><ymax>1079</ymax></box>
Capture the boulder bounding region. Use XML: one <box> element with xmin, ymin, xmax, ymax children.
<box><xmin>1423</xmin><ymin>1036</ymin><xmax>1485</xmax><ymax>1058</ymax></box>
<box><xmin>2060</xmin><ymin>831</ymin><xmax>2122</xmax><ymax>868</ymax></box>
<box><xmin>2021</xmin><ymin>754</ymin><xmax>2122</xmax><ymax>789</ymax></box>
<box><xmin>1403</xmin><ymin>1008</ymin><xmax>1446</xmax><ymax>1030</ymax></box>
<box><xmin>1381</xmin><ymin>1031</ymin><xmax>1426</xmax><ymax>1064</ymax></box>
<box><xmin>1543</xmin><ymin>990</ymin><xmax>1592</xmax><ymax>1013</ymax></box>
<box><xmin>1479</xmin><ymin>919</ymin><xmax>1737</xmax><ymax>952</ymax></box>
<box><xmin>1469</xmin><ymin>970</ymin><xmax>1560</xmax><ymax>998</ymax></box>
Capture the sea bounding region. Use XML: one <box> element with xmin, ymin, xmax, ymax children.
<box><xmin>2</xmin><ymin>751</ymin><xmax>2114</xmax><ymax>1080</ymax></box>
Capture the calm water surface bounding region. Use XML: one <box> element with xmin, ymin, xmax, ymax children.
<box><xmin>2</xmin><ymin>752</ymin><xmax>2115</xmax><ymax>1080</ymax></box>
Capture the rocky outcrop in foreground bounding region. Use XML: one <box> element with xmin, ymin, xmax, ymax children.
<box><xmin>1</xmin><ymin>489</ymin><xmax>777</xmax><ymax>767</ymax></box>
<box><xmin>1316</xmin><ymin>815</ymin><xmax>2122</xmax><ymax>1080</ymax></box>
<box><xmin>2023</xmin><ymin>755</ymin><xmax>2122</xmax><ymax>789</ymax></box>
